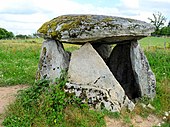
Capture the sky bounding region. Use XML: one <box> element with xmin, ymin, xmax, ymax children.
<box><xmin>0</xmin><ymin>0</ymin><xmax>170</xmax><ymax>35</ymax></box>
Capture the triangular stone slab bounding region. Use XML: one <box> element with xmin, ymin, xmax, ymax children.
<box><xmin>67</xmin><ymin>43</ymin><xmax>134</xmax><ymax>112</ymax></box>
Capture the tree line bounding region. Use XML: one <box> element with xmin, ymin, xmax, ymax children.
<box><xmin>148</xmin><ymin>12</ymin><xmax>170</xmax><ymax>36</ymax></box>
<box><xmin>0</xmin><ymin>28</ymin><xmax>37</xmax><ymax>39</ymax></box>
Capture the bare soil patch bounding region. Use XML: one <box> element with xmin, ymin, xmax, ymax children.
<box><xmin>0</xmin><ymin>85</ymin><xmax>28</xmax><ymax>127</ymax></box>
<box><xmin>105</xmin><ymin>114</ymin><xmax>161</xmax><ymax>127</ymax></box>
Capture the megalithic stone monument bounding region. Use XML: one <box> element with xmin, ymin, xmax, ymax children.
<box><xmin>36</xmin><ymin>14</ymin><xmax>156</xmax><ymax>112</ymax></box>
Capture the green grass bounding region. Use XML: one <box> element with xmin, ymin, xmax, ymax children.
<box><xmin>139</xmin><ymin>36</ymin><xmax>170</xmax><ymax>49</ymax></box>
<box><xmin>145</xmin><ymin>49</ymin><xmax>170</xmax><ymax>114</ymax></box>
<box><xmin>63</xmin><ymin>43</ymin><xmax>80</xmax><ymax>52</ymax></box>
<box><xmin>0</xmin><ymin>38</ymin><xmax>43</xmax><ymax>43</ymax></box>
<box><xmin>0</xmin><ymin>41</ymin><xmax>41</xmax><ymax>86</ymax></box>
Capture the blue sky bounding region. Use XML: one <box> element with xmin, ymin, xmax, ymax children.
<box><xmin>0</xmin><ymin>0</ymin><xmax>170</xmax><ymax>35</ymax></box>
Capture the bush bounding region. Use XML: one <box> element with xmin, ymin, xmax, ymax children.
<box><xmin>160</xmin><ymin>27</ymin><xmax>170</xmax><ymax>36</ymax></box>
<box><xmin>0</xmin><ymin>28</ymin><xmax>14</xmax><ymax>39</ymax></box>
<box><xmin>153</xmin><ymin>26</ymin><xmax>170</xmax><ymax>36</ymax></box>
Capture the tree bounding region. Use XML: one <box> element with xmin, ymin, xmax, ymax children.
<box><xmin>0</xmin><ymin>28</ymin><xmax>14</xmax><ymax>39</ymax></box>
<box><xmin>148</xmin><ymin>12</ymin><xmax>166</xmax><ymax>35</ymax></box>
<box><xmin>159</xmin><ymin>27</ymin><xmax>170</xmax><ymax>36</ymax></box>
<box><xmin>168</xmin><ymin>21</ymin><xmax>170</xmax><ymax>27</ymax></box>
<box><xmin>16</xmin><ymin>34</ymin><xmax>28</xmax><ymax>39</ymax></box>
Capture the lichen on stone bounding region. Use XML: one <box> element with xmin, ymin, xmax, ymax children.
<box><xmin>37</xmin><ymin>14</ymin><xmax>155</xmax><ymax>43</ymax></box>
<box><xmin>101</xmin><ymin>17</ymin><xmax>114</xmax><ymax>23</ymax></box>
<box><xmin>38</xmin><ymin>15</ymin><xmax>93</xmax><ymax>40</ymax></box>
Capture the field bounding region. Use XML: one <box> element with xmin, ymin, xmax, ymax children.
<box><xmin>139</xmin><ymin>36</ymin><xmax>170</xmax><ymax>49</ymax></box>
<box><xmin>0</xmin><ymin>37</ymin><xmax>170</xmax><ymax>126</ymax></box>
<box><xmin>0</xmin><ymin>39</ymin><xmax>79</xmax><ymax>86</ymax></box>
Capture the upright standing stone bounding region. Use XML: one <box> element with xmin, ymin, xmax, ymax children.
<box><xmin>36</xmin><ymin>40</ymin><xmax>70</xmax><ymax>81</ymax></box>
<box><xmin>130</xmin><ymin>41</ymin><xmax>156</xmax><ymax>98</ymax></box>
<box><xmin>108</xmin><ymin>43</ymin><xmax>140</xmax><ymax>100</ymax></box>
<box><xmin>92</xmin><ymin>44</ymin><xmax>113</xmax><ymax>62</ymax></box>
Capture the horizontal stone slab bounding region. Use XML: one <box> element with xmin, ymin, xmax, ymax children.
<box><xmin>37</xmin><ymin>14</ymin><xmax>155</xmax><ymax>44</ymax></box>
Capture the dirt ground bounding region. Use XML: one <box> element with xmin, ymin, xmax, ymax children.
<box><xmin>0</xmin><ymin>85</ymin><xmax>162</xmax><ymax>127</ymax></box>
<box><xmin>105</xmin><ymin>114</ymin><xmax>161</xmax><ymax>127</ymax></box>
<box><xmin>0</xmin><ymin>85</ymin><xmax>28</xmax><ymax>127</ymax></box>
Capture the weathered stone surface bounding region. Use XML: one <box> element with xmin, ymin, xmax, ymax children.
<box><xmin>65</xmin><ymin>83</ymin><xmax>135</xmax><ymax>112</ymax></box>
<box><xmin>37</xmin><ymin>15</ymin><xmax>155</xmax><ymax>44</ymax></box>
<box><xmin>92</xmin><ymin>44</ymin><xmax>113</xmax><ymax>62</ymax></box>
<box><xmin>67</xmin><ymin>43</ymin><xmax>135</xmax><ymax>111</ymax></box>
<box><xmin>130</xmin><ymin>41</ymin><xmax>156</xmax><ymax>98</ymax></box>
<box><xmin>68</xmin><ymin>43</ymin><xmax>117</xmax><ymax>89</ymax></box>
<box><xmin>36</xmin><ymin>40</ymin><xmax>70</xmax><ymax>81</ymax></box>
<box><xmin>107</xmin><ymin>43</ymin><xmax>140</xmax><ymax>100</ymax></box>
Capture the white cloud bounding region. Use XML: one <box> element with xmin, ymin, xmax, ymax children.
<box><xmin>0</xmin><ymin>0</ymin><xmax>169</xmax><ymax>35</ymax></box>
<box><xmin>32</xmin><ymin>0</ymin><xmax>120</xmax><ymax>18</ymax></box>
<box><xmin>121</xmin><ymin>0</ymin><xmax>139</xmax><ymax>9</ymax></box>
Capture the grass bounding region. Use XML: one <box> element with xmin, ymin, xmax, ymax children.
<box><xmin>139</xmin><ymin>36</ymin><xmax>170</xmax><ymax>49</ymax></box>
<box><xmin>102</xmin><ymin>109</ymin><xmax>121</xmax><ymax>119</ymax></box>
<box><xmin>64</xmin><ymin>43</ymin><xmax>80</xmax><ymax>52</ymax></box>
<box><xmin>0</xmin><ymin>37</ymin><xmax>170</xmax><ymax>126</ymax></box>
<box><xmin>0</xmin><ymin>40</ymin><xmax>41</xmax><ymax>86</ymax></box>
<box><xmin>0</xmin><ymin>39</ymin><xmax>79</xmax><ymax>86</ymax></box>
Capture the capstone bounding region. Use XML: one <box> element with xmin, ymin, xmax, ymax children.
<box><xmin>37</xmin><ymin>15</ymin><xmax>155</xmax><ymax>44</ymax></box>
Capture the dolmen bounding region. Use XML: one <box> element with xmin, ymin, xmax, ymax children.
<box><xmin>36</xmin><ymin>15</ymin><xmax>156</xmax><ymax>112</ymax></box>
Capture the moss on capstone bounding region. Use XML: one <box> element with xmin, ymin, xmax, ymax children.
<box><xmin>37</xmin><ymin>15</ymin><xmax>131</xmax><ymax>39</ymax></box>
<box><xmin>101</xmin><ymin>17</ymin><xmax>113</xmax><ymax>22</ymax></box>
<box><xmin>38</xmin><ymin>22</ymin><xmax>49</xmax><ymax>35</ymax></box>
<box><xmin>38</xmin><ymin>15</ymin><xmax>93</xmax><ymax>40</ymax></box>
<box><xmin>50</xmin><ymin>31</ymin><xmax>61</xmax><ymax>39</ymax></box>
<box><xmin>61</xmin><ymin>20</ymin><xmax>81</xmax><ymax>31</ymax></box>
